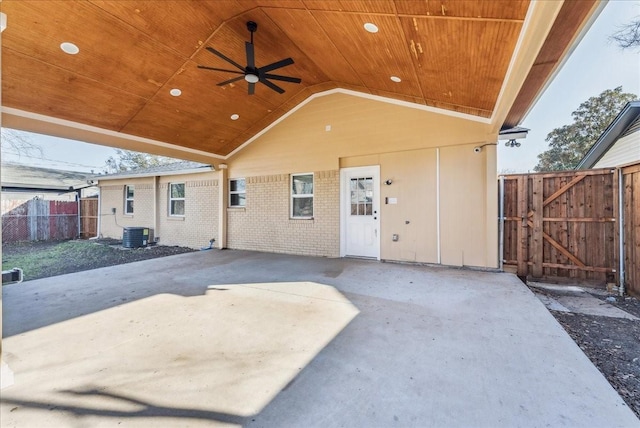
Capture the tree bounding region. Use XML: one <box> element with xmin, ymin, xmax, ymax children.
<box><xmin>1</xmin><ymin>128</ymin><xmax>43</xmax><ymax>158</ymax></box>
<box><xmin>534</xmin><ymin>87</ymin><xmax>637</xmax><ymax>172</ymax></box>
<box><xmin>610</xmin><ymin>17</ymin><xmax>640</xmax><ymax>50</ymax></box>
<box><xmin>104</xmin><ymin>149</ymin><xmax>178</xmax><ymax>173</ymax></box>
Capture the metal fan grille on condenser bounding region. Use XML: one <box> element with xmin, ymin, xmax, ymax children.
<box><xmin>198</xmin><ymin>21</ymin><xmax>301</xmax><ymax>95</ymax></box>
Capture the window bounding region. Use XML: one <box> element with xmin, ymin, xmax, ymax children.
<box><xmin>350</xmin><ymin>177</ymin><xmax>373</xmax><ymax>216</ymax></box>
<box><xmin>124</xmin><ymin>185</ymin><xmax>134</xmax><ymax>214</ymax></box>
<box><xmin>291</xmin><ymin>173</ymin><xmax>313</xmax><ymax>218</ymax></box>
<box><xmin>169</xmin><ymin>183</ymin><xmax>185</xmax><ymax>216</ymax></box>
<box><xmin>229</xmin><ymin>178</ymin><xmax>246</xmax><ymax>207</ymax></box>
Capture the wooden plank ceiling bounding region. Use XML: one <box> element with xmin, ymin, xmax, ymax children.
<box><xmin>1</xmin><ymin>0</ymin><xmax>531</xmax><ymax>157</ymax></box>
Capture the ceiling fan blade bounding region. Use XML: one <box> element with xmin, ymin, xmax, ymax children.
<box><xmin>248</xmin><ymin>82</ymin><xmax>255</xmax><ymax>95</ymax></box>
<box><xmin>216</xmin><ymin>76</ymin><xmax>245</xmax><ymax>86</ymax></box>
<box><xmin>259</xmin><ymin>57</ymin><xmax>294</xmax><ymax>74</ymax></box>
<box><xmin>206</xmin><ymin>47</ymin><xmax>245</xmax><ymax>71</ymax></box>
<box><xmin>260</xmin><ymin>78</ymin><xmax>285</xmax><ymax>94</ymax></box>
<box><xmin>245</xmin><ymin>41</ymin><xmax>255</xmax><ymax>69</ymax></box>
<box><xmin>198</xmin><ymin>65</ymin><xmax>244</xmax><ymax>74</ymax></box>
<box><xmin>263</xmin><ymin>73</ymin><xmax>301</xmax><ymax>84</ymax></box>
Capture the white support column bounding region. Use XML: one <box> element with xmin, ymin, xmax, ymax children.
<box><xmin>0</xmin><ymin>9</ymin><xmax>15</xmax><ymax>390</ymax></box>
<box><xmin>218</xmin><ymin>164</ymin><xmax>228</xmax><ymax>249</ymax></box>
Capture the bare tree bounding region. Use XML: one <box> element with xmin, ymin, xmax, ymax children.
<box><xmin>1</xmin><ymin>128</ymin><xmax>43</xmax><ymax>159</ymax></box>
<box><xmin>610</xmin><ymin>17</ymin><xmax>640</xmax><ymax>50</ymax></box>
<box><xmin>104</xmin><ymin>149</ymin><xmax>178</xmax><ymax>173</ymax></box>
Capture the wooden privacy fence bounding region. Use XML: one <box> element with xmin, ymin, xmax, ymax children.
<box><xmin>80</xmin><ymin>198</ymin><xmax>98</xmax><ymax>239</ymax></box>
<box><xmin>622</xmin><ymin>164</ymin><xmax>640</xmax><ymax>295</ymax></box>
<box><xmin>2</xmin><ymin>199</ymin><xmax>79</xmax><ymax>242</ymax></box>
<box><xmin>501</xmin><ymin>165</ymin><xmax>639</xmax><ymax>295</ymax></box>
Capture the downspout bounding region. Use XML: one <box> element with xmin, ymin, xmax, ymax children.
<box><xmin>76</xmin><ymin>191</ymin><xmax>81</xmax><ymax>238</ymax></box>
<box><xmin>499</xmin><ymin>175</ymin><xmax>505</xmax><ymax>271</ymax></box>
<box><xmin>153</xmin><ymin>175</ymin><xmax>158</xmax><ymax>241</ymax></box>
<box><xmin>436</xmin><ymin>148</ymin><xmax>441</xmax><ymax>264</ymax></box>
<box><xmin>97</xmin><ymin>186</ymin><xmax>102</xmax><ymax>238</ymax></box>
<box><xmin>618</xmin><ymin>168</ymin><xmax>625</xmax><ymax>296</ymax></box>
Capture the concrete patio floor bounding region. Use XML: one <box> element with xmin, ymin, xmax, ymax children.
<box><xmin>1</xmin><ymin>249</ymin><xmax>638</xmax><ymax>427</ymax></box>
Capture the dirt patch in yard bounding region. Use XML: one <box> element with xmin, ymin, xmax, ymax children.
<box><xmin>2</xmin><ymin>239</ymin><xmax>196</xmax><ymax>282</ymax></box>
<box><xmin>547</xmin><ymin>292</ymin><xmax>640</xmax><ymax>418</ymax></box>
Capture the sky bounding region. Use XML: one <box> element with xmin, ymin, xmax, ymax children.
<box><xmin>1</xmin><ymin>0</ymin><xmax>639</xmax><ymax>174</ymax></box>
<box><xmin>497</xmin><ymin>0</ymin><xmax>640</xmax><ymax>173</ymax></box>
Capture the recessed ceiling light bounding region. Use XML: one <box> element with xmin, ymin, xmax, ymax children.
<box><xmin>170</xmin><ymin>88</ymin><xmax>182</xmax><ymax>97</ymax></box>
<box><xmin>364</xmin><ymin>23</ymin><xmax>378</xmax><ymax>33</ymax></box>
<box><xmin>230</xmin><ymin>114</ymin><xmax>239</xmax><ymax>120</ymax></box>
<box><xmin>60</xmin><ymin>42</ymin><xmax>79</xmax><ymax>55</ymax></box>
<box><xmin>390</xmin><ymin>76</ymin><xmax>402</xmax><ymax>83</ymax></box>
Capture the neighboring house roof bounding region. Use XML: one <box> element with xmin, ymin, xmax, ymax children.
<box><xmin>1</xmin><ymin>162</ymin><xmax>95</xmax><ymax>193</ymax></box>
<box><xmin>97</xmin><ymin>161</ymin><xmax>213</xmax><ymax>181</ymax></box>
<box><xmin>576</xmin><ymin>101</ymin><xmax>640</xmax><ymax>169</ymax></box>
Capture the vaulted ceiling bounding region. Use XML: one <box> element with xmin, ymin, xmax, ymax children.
<box><xmin>1</xmin><ymin>1</ymin><xmax>599</xmax><ymax>161</ymax></box>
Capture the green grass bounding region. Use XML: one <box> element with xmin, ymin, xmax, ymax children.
<box><xmin>2</xmin><ymin>240</ymin><xmax>116</xmax><ymax>282</ymax></box>
<box><xmin>2</xmin><ymin>239</ymin><xmax>195</xmax><ymax>283</ymax></box>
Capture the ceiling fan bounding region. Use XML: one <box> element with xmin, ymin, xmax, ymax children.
<box><xmin>198</xmin><ymin>21</ymin><xmax>301</xmax><ymax>95</ymax></box>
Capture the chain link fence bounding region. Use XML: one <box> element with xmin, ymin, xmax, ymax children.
<box><xmin>2</xmin><ymin>199</ymin><xmax>79</xmax><ymax>243</ymax></box>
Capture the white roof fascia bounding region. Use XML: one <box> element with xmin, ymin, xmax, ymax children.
<box><xmin>96</xmin><ymin>166</ymin><xmax>214</xmax><ymax>181</ymax></box>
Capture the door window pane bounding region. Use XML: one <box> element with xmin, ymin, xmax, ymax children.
<box><xmin>350</xmin><ymin>177</ymin><xmax>373</xmax><ymax>216</ymax></box>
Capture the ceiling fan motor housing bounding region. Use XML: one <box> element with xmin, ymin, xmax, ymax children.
<box><xmin>198</xmin><ymin>20</ymin><xmax>302</xmax><ymax>95</ymax></box>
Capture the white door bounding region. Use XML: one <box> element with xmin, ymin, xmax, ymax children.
<box><xmin>341</xmin><ymin>166</ymin><xmax>380</xmax><ymax>259</ymax></box>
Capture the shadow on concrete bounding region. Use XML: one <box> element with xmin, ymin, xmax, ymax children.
<box><xmin>2</xmin><ymin>388</ymin><xmax>248</xmax><ymax>426</ymax></box>
<box><xmin>2</xmin><ymin>250</ymin><xmax>348</xmax><ymax>338</ymax></box>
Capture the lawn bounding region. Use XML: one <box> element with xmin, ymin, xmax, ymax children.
<box><xmin>2</xmin><ymin>239</ymin><xmax>195</xmax><ymax>282</ymax></box>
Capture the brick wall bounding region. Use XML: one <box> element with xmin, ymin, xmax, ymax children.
<box><xmin>99</xmin><ymin>173</ymin><xmax>218</xmax><ymax>249</ymax></box>
<box><xmin>99</xmin><ymin>179</ymin><xmax>155</xmax><ymax>240</ymax></box>
<box><xmin>157</xmin><ymin>177</ymin><xmax>218</xmax><ymax>249</ymax></box>
<box><xmin>227</xmin><ymin>170</ymin><xmax>339</xmax><ymax>257</ymax></box>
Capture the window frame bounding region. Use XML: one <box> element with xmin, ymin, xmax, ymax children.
<box><xmin>124</xmin><ymin>185</ymin><xmax>134</xmax><ymax>215</ymax></box>
<box><xmin>290</xmin><ymin>173</ymin><xmax>314</xmax><ymax>219</ymax></box>
<box><xmin>229</xmin><ymin>178</ymin><xmax>246</xmax><ymax>207</ymax></box>
<box><xmin>169</xmin><ymin>182</ymin><xmax>186</xmax><ymax>217</ymax></box>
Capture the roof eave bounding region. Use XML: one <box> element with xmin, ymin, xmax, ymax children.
<box><xmin>576</xmin><ymin>101</ymin><xmax>640</xmax><ymax>169</ymax></box>
<box><xmin>96</xmin><ymin>166</ymin><xmax>214</xmax><ymax>181</ymax></box>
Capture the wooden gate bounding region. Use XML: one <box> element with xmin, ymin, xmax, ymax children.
<box><xmin>502</xmin><ymin>169</ymin><xmax>617</xmax><ymax>286</ymax></box>
<box><xmin>80</xmin><ymin>198</ymin><xmax>98</xmax><ymax>239</ymax></box>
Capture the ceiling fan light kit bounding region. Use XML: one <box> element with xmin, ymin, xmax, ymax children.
<box><xmin>198</xmin><ymin>21</ymin><xmax>302</xmax><ymax>95</ymax></box>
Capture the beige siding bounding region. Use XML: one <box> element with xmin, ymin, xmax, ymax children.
<box><xmin>594</xmin><ymin>131</ymin><xmax>640</xmax><ymax>168</ymax></box>
<box><xmin>99</xmin><ymin>178</ymin><xmax>155</xmax><ymax>240</ymax></box>
<box><xmin>227</xmin><ymin>93</ymin><xmax>498</xmax><ymax>268</ymax></box>
<box><xmin>229</xmin><ymin>93</ymin><xmax>493</xmax><ymax>176</ymax></box>
<box><xmin>157</xmin><ymin>174</ymin><xmax>219</xmax><ymax>249</ymax></box>
<box><xmin>439</xmin><ymin>144</ymin><xmax>493</xmax><ymax>267</ymax></box>
<box><xmin>378</xmin><ymin>149</ymin><xmax>439</xmax><ymax>263</ymax></box>
<box><xmin>227</xmin><ymin>171</ymin><xmax>339</xmax><ymax>257</ymax></box>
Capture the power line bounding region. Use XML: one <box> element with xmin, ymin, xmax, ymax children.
<box><xmin>2</xmin><ymin>150</ymin><xmax>107</xmax><ymax>170</ymax></box>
